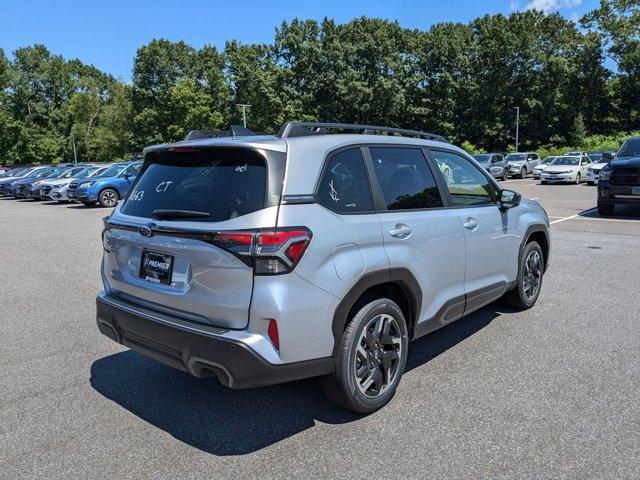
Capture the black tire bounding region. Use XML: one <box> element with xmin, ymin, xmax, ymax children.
<box><xmin>587</xmin><ymin>181</ymin><xmax>594</xmax><ymax>186</ymax></box>
<box><xmin>575</xmin><ymin>173</ymin><xmax>581</xmax><ymax>184</ymax></box>
<box><xmin>321</xmin><ymin>298</ymin><xmax>409</xmax><ymax>413</ymax></box>
<box><xmin>520</xmin><ymin>167</ymin><xmax>527</xmax><ymax>179</ymax></box>
<box><xmin>503</xmin><ymin>241</ymin><xmax>544</xmax><ymax>310</ymax></box>
<box><xmin>98</xmin><ymin>188</ymin><xmax>119</xmax><ymax>208</ymax></box>
<box><xmin>541</xmin><ymin>181</ymin><xmax>548</xmax><ymax>185</ymax></box>
<box><xmin>81</xmin><ymin>201</ymin><xmax>96</xmax><ymax>207</ymax></box>
<box><xmin>597</xmin><ymin>202</ymin><xmax>614</xmax><ymax>216</ymax></box>
<box><xmin>502</xmin><ymin>169</ymin><xmax>508</xmax><ymax>181</ymax></box>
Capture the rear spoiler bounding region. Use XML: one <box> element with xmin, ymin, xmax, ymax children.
<box><xmin>184</xmin><ymin>125</ymin><xmax>257</xmax><ymax>141</ymax></box>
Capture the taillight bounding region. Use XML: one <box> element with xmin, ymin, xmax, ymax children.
<box><xmin>209</xmin><ymin>227</ymin><xmax>311</xmax><ymax>275</ymax></box>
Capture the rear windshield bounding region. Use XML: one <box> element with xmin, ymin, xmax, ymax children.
<box><xmin>121</xmin><ymin>149</ymin><xmax>267</xmax><ymax>222</ymax></box>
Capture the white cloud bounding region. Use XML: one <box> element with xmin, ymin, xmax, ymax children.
<box><xmin>510</xmin><ymin>1</ymin><xmax>520</xmax><ymax>11</ymax></box>
<box><xmin>524</xmin><ymin>0</ymin><xmax>582</xmax><ymax>13</ymax></box>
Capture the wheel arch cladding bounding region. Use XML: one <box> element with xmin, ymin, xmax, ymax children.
<box><xmin>522</xmin><ymin>224</ymin><xmax>550</xmax><ymax>272</ymax></box>
<box><xmin>331</xmin><ymin>268</ymin><xmax>422</xmax><ymax>357</ymax></box>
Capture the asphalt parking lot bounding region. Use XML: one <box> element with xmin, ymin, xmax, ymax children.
<box><xmin>1</xmin><ymin>181</ymin><xmax>639</xmax><ymax>479</ymax></box>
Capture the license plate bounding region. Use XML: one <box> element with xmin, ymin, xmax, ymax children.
<box><xmin>68</xmin><ymin>191</ymin><xmax>74</xmax><ymax>198</ymax></box>
<box><xmin>140</xmin><ymin>251</ymin><xmax>174</xmax><ymax>285</ymax></box>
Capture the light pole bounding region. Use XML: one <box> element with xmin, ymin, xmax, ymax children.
<box><xmin>71</xmin><ymin>130</ymin><xmax>78</xmax><ymax>164</ymax></box>
<box><xmin>515</xmin><ymin>107</ymin><xmax>520</xmax><ymax>153</ymax></box>
<box><xmin>236</xmin><ymin>104</ymin><xmax>251</xmax><ymax>128</ymax></box>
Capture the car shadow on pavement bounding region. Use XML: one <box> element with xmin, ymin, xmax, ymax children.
<box><xmin>90</xmin><ymin>304</ymin><xmax>502</xmax><ymax>456</ymax></box>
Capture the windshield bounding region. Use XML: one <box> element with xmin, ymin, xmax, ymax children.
<box><xmin>41</xmin><ymin>168</ymin><xmax>68</xmax><ymax>179</ymax></box>
<box><xmin>565</xmin><ymin>152</ymin><xmax>582</xmax><ymax>156</ymax></box>
<box><xmin>33</xmin><ymin>168</ymin><xmax>55</xmax><ymax>178</ymax></box>
<box><xmin>87</xmin><ymin>167</ymin><xmax>107</xmax><ymax>178</ymax></box>
<box><xmin>121</xmin><ymin>150</ymin><xmax>267</xmax><ymax>222</ymax></box>
<box><xmin>56</xmin><ymin>167</ymin><xmax>83</xmax><ymax>179</ymax></box>
<box><xmin>588</xmin><ymin>154</ymin><xmax>603</xmax><ymax>163</ymax></box>
<box><xmin>72</xmin><ymin>167</ymin><xmax>97</xmax><ymax>178</ymax></box>
<box><xmin>473</xmin><ymin>154</ymin><xmax>491</xmax><ymax>163</ymax></box>
<box><xmin>506</xmin><ymin>154</ymin><xmax>526</xmax><ymax>162</ymax></box>
<box><xmin>540</xmin><ymin>157</ymin><xmax>555</xmax><ymax>165</ymax></box>
<box><xmin>552</xmin><ymin>157</ymin><xmax>579</xmax><ymax>166</ymax></box>
<box><xmin>617</xmin><ymin>138</ymin><xmax>640</xmax><ymax>158</ymax></box>
<box><xmin>95</xmin><ymin>164</ymin><xmax>127</xmax><ymax>178</ymax></box>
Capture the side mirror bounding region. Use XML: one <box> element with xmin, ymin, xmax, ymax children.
<box><xmin>500</xmin><ymin>189</ymin><xmax>521</xmax><ymax>210</ymax></box>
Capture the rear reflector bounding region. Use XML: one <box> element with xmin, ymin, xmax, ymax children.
<box><xmin>268</xmin><ymin>319</ymin><xmax>279</xmax><ymax>350</ymax></box>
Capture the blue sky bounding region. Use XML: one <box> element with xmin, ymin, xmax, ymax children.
<box><xmin>1</xmin><ymin>0</ymin><xmax>599</xmax><ymax>80</ymax></box>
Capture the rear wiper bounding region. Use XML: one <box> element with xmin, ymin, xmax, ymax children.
<box><xmin>152</xmin><ymin>209</ymin><xmax>211</xmax><ymax>220</ymax></box>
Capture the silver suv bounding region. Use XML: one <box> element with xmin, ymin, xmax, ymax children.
<box><xmin>97</xmin><ymin>122</ymin><xmax>550</xmax><ymax>413</ymax></box>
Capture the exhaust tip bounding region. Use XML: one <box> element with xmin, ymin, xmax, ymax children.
<box><xmin>187</xmin><ymin>358</ymin><xmax>233</xmax><ymax>387</ymax></box>
<box><xmin>97</xmin><ymin>321</ymin><xmax>121</xmax><ymax>344</ymax></box>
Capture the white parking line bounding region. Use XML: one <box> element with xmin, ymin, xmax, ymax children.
<box><xmin>574</xmin><ymin>216</ymin><xmax>640</xmax><ymax>224</ymax></box>
<box><xmin>549</xmin><ymin>208</ymin><xmax>597</xmax><ymax>225</ymax></box>
<box><xmin>530</xmin><ymin>197</ymin><xmax>539</xmax><ymax>200</ymax></box>
<box><xmin>524</xmin><ymin>183</ymin><xmax>537</xmax><ymax>187</ymax></box>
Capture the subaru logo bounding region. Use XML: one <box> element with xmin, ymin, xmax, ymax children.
<box><xmin>138</xmin><ymin>225</ymin><xmax>153</xmax><ymax>237</ymax></box>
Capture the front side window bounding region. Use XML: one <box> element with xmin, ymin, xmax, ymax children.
<box><xmin>431</xmin><ymin>150</ymin><xmax>497</xmax><ymax>207</ymax></box>
<box><xmin>318</xmin><ymin>148</ymin><xmax>372</xmax><ymax>213</ymax></box>
<box><xmin>370</xmin><ymin>147</ymin><xmax>442</xmax><ymax>210</ymax></box>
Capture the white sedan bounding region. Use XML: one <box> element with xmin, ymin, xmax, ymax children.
<box><xmin>533</xmin><ymin>156</ymin><xmax>557</xmax><ymax>179</ymax></box>
<box><xmin>539</xmin><ymin>156</ymin><xmax>592</xmax><ymax>184</ymax></box>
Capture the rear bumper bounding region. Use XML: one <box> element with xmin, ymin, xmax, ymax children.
<box><xmin>96</xmin><ymin>292</ymin><xmax>333</xmax><ymax>389</ymax></box>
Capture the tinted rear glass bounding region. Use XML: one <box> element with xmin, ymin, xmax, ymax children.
<box><xmin>121</xmin><ymin>149</ymin><xmax>267</xmax><ymax>222</ymax></box>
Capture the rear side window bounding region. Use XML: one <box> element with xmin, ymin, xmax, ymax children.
<box><xmin>318</xmin><ymin>148</ymin><xmax>373</xmax><ymax>213</ymax></box>
<box><xmin>370</xmin><ymin>147</ymin><xmax>442</xmax><ymax>210</ymax></box>
<box><xmin>121</xmin><ymin>149</ymin><xmax>266</xmax><ymax>222</ymax></box>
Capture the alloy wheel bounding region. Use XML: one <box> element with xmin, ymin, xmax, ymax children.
<box><xmin>523</xmin><ymin>250</ymin><xmax>542</xmax><ymax>302</ymax></box>
<box><xmin>101</xmin><ymin>190</ymin><xmax>118</xmax><ymax>207</ymax></box>
<box><xmin>353</xmin><ymin>313</ymin><xmax>403</xmax><ymax>398</ymax></box>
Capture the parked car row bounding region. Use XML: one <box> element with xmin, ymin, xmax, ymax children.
<box><xmin>0</xmin><ymin>160</ymin><xmax>143</xmax><ymax>207</ymax></box>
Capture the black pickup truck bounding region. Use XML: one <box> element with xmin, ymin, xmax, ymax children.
<box><xmin>597</xmin><ymin>137</ymin><xmax>640</xmax><ymax>215</ymax></box>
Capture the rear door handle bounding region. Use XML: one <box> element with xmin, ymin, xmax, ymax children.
<box><xmin>390</xmin><ymin>224</ymin><xmax>412</xmax><ymax>239</ymax></box>
<box><xmin>463</xmin><ymin>217</ymin><xmax>479</xmax><ymax>230</ymax></box>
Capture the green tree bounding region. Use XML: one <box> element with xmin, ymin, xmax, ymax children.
<box><xmin>583</xmin><ymin>0</ymin><xmax>640</xmax><ymax>129</ymax></box>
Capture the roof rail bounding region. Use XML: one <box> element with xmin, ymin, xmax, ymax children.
<box><xmin>184</xmin><ymin>125</ymin><xmax>257</xmax><ymax>141</ymax></box>
<box><xmin>277</xmin><ymin>122</ymin><xmax>448</xmax><ymax>143</ymax></box>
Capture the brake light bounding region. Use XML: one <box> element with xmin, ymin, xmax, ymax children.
<box><xmin>209</xmin><ymin>227</ymin><xmax>311</xmax><ymax>275</ymax></box>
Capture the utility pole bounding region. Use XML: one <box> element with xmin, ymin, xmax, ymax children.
<box><xmin>71</xmin><ymin>130</ymin><xmax>78</xmax><ymax>164</ymax></box>
<box><xmin>236</xmin><ymin>104</ymin><xmax>251</xmax><ymax>128</ymax></box>
<box><xmin>515</xmin><ymin>107</ymin><xmax>520</xmax><ymax>153</ymax></box>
